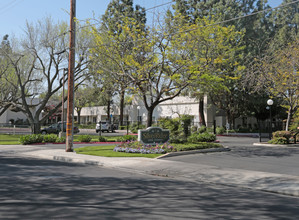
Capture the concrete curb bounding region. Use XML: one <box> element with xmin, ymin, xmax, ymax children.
<box><xmin>253</xmin><ymin>143</ymin><xmax>299</xmax><ymax>147</ymax></box>
<box><xmin>156</xmin><ymin>147</ymin><xmax>231</xmax><ymax>159</ymax></box>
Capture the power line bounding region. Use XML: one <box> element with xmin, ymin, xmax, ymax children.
<box><xmin>144</xmin><ymin>1</ymin><xmax>172</xmax><ymax>12</ymax></box>
<box><xmin>86</xmin><ymin>0</ymin><xmax>299</xmax><ymax>50</ymax></box>
<box><xmin>76</xmin><ymin>1</ymin><xmax>173</xmax><ymax>31</ymax></box>
<box><xmin>28</xmin><ymin>0</ymin><xmax>299</xmax><ymax>52</ymax></box>
<box><xmin>0</xmin><ymin>0</ymin><xmax>23</xmax><ymax>15</ymax></box>
<box><xmin>206</xmin><ymin>0</ymin><xmax>299</xmax><ymax>29</ymax></box>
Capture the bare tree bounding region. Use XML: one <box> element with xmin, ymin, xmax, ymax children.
<box><xmin>3</xmin><ymin>18</ymin><xmax>92</xmax><ymax>133</ymax></box>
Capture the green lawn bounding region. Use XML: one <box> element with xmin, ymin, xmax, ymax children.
<box><xmin>73</xmin><ymin>135</ymin><xmax>120</xmax><ymax>142</ymax></box>
<box><xmin>74</xmin><ymin>142</ymin><xmax>223</xmax><ymax>158</ymax></box>
<box><xmin>75</xmin><ymin>145</ymin><xmax>162</xmax><ymax>158</ymax></box>
<box><xmin>0</xmin><ymin>134</ymin><xmax>23</xmax><ymax>145</ymax></box>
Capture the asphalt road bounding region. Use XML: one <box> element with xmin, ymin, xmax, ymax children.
<box><xmin>1</xmin><ymin>154</ymin><xmax>299</xmax><ymax>219</ymax></box>
<box><xmin>164</xmin><ymin>136</ymin><xmax>299</xmax><ymax>176</ymax></box>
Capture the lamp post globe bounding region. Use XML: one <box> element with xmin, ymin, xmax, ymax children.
<box><xmin>137</xmin><ymin>106</ymin><xmax>140</xmax><ymax>129</ymax></box>
<box><xmin>267</xmin><ymin>99</ymin><xmax>274</xmax><ymax>139</ymax></box>
<box><xmin>267</xmin><ymin>99</ymin><xmax>274</xmax><ymax>106</ymax></box>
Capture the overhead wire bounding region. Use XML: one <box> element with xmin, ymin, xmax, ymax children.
<box><xmin>0</xmin><ymin>0</ymin><xmax>24</xmax><ymax>14</ymax></box>
<box><xmin>17</xmin><ymin>0</ymin><xmax>299</xmax><ymax>52</ymax></box>
<box><xmin>86</xmin><ymin>0</ymin><xmax>299</xmax><ymax>49</ymax></box>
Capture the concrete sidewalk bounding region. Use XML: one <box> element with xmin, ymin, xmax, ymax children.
<box><xmin>4</xmin><ymin>145</ymin><xmax>298</xmax><ymax>198</ymax></box>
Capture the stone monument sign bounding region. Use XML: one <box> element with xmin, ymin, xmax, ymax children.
<box><xmin>138</xmin><ymin>127</ymin><xmax>170</xmax><ymax>145</ymax></box>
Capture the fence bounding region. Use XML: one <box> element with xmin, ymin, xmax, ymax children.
<box><xmin>0</xmin><ymin>123</ymin><xmax>31</xmax><ymax>135</ymax></box>
<box><xmin>258</xmin><ymin>121</ymin><xmax>284</xmax><ymax>142</ymax></box>
<box><xmin>115</xmin><ymin>120</ymin><xmax>217</xmax><ymax>136</ymax></box>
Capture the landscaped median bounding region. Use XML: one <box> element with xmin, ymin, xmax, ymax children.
<box><xmin>74</xmin><ymin>142</ymin><xmax>224</xmax><ymax>158</ymax></box>
<box><xmin>0</xmin><ymin>133</ymin><xmax>225</xmax><ymax>158</ymax></box>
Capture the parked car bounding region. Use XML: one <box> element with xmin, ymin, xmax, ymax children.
<box><xmin>96</xmin><ymin>121</ymin><xmax>114</xmax><ymax>133</ymax></box>
<box><xmin>41</xmin><ymin>121</ymin><xmax>79</xmax><ymax>135</ymax></box>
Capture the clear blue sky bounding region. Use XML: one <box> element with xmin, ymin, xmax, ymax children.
<box><xmin>0</xmin><ymin>0</ymin><xmax>283</xmax><ymax>38</ymax></box>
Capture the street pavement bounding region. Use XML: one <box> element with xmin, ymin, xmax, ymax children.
<box><xmin>1</xmin><ymin>136</ymin><xmax>299</xmax><ymax>198</ymax></box>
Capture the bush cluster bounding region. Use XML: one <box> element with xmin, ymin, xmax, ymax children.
<box><xmin>98</xmin><ymin>136</ymin><xmax>107</xmax><ymax>142</ymax></box>
<box><xmin>187</xmin><ymin>132</ymin><xmax>216</xmax><ymax>143</ymax></box>
<box><xmin>20</xmin><ymin>134</ymin><xmax>66</xmax><ymax>145</ymax></box>
<box><xmin>216</xmin><ymin>127</ymin><xmax>226</xmax><ymax>134</ymax></box>
<box><xmin>268</xmin><ymin>137</ymin><xmax>288</xmax><ymax>145</ymax></box>
<box><xmin>116</xmin><ymin>135</ymin><xmax>137</xmax><ymax>142</ymax></box>
<box><xmin>269</xmin><ymin>130</ymin><xmax>298</xmax><ymax>144</ymax></box>
<box><xmin>77</xmin><ymin>135</ymin><xmax>92</xmax><ymax>142</ymax></box>
<box><xmin>130</xmin><ymin>123</ymin><xmax>146</xmax><ymax>134</ymax></box>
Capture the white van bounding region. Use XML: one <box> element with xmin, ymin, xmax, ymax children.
<box><xmin>95</xmin><ymin>121</ymin><xmax>113</xmax><ymax>133</ymax></box>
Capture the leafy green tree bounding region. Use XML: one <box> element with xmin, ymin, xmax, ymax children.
<box><xmin>270</xmin><ymin>0</ymin><xmax>299</xmax><ymax>50</ymax></box>
<box><xmin>169</xmin><ymin>12</ymin><xmax>245</xmax><ymax>128</ymax></box>
<box><xmin>0</xmin><ymin>35</ymin><xmax>19</xmax><ymax>117</ymax></box>
<box><xmin>96</xmin><ymin>0</ymin><xmax>146</xmax><ymax>126</ymax></box>
<box><xmin>263</xmin><ymin>39</ymin><xmax>298</xmax><ymax>130</ymax></box>
<box><xmin>172</xmin><ymin>0</ymin><xmax>276</xmax><ymax>128</ymax></box>
<box><xmin>74</xmin><ymin>86</ymin><xmax>100</xmax><ymax>124</ymax></box>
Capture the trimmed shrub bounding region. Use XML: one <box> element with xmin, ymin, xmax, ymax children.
<box><xmin>272</xmin><ymin>131</ymin><xmax>292</xmax><ymax>144</ymax></box>
<box><xmin>56</xmin><ymin>137</ymin><xmax>66</xmax><ymax>143</ymax></box>
<box><xmin>268</xmin><ymin>137</ymin><xmax>288</xmax><ymax>145</ymax></box>
<box><xmin>216</xmin><ymin>126</ymin><xmax>226</xmax><ymax>135</ymax></box>
<box><xmin>158</xmin><ymin>117</ymin><xmax>180</xmax><ymax>133</ymax></box>
<box><xmin>187</xmin><ymin>132</ymin><xmax>216</xmax><ymax>143</ymax></box>
<box><xmin>117</xmin><ymin>135</ymin><xmax>137</xmax><ymax>142</ymax></box>
<box><xmin>98</xmin><ymin>136</ymin><xmax>107</xmax><ymax>142</ymax></box>
<box><xmin>198</xmin><ymin>126</ymin><xmax>207</xmax><ymax>133</ymax></box>
<box><xmin>78</xmin><ymin>135</ymin><xmax>92</xmax><ymax>142</ymax></box>
<box><xmin>20</xmin><ymin>134</ymin><xmax>44</xmax><ymax>145</ymax></box>
<box><xmin>43</xmin><ymin>134</ymin><xmax>58</xmax><ymax>143</ymax></box>
<box><xmin>130</xmin><ymin>123</ymin><xmax>146</xmax><ymax>134</ymax></box>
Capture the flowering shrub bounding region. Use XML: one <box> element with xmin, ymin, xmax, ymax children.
<box><xmin>113</xmin><ymin>141</ymin><xmax>176</xmax><ymax>154</ymax></box>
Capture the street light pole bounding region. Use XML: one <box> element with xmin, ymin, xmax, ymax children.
<box><xmin>66</xmin><ymin>0</ymin><xmax>76</xmax><ymax>152</ymax></box>
<box><xmin>267</xmin><ymin>99</ymin><xmax>274</xmax><ymax>140</ymax></box>
<box><xmin>62</xmin><ymin>68</ymin><xmax>66</xmax><ymax>131</ymax></box>
<box><xmin>137</xmin><ymin>106</ymin><xmax>140</xmax><ymax>130</ymax></box>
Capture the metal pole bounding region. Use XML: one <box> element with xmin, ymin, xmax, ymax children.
<box><xmin>269</xmin><ymin>106</ymin><xmax>272</xmax><ymax>140</ymax></box>
<box><xmin>61</xmin><ymin>68</ymin><xmax>66</xmax><ymax>132</ymax></box>
<box><xmin>137</xmin><ymin>108</ymin><xmax>139</xmax><ymax>130</ymax></box>
<box><xmin>126</xmin><ymin>114</ymin><xmax>129</xmax><ymax>135</ymax></box>
<box><xmin>66</xmin><ymin>0</ymin><xmax>76</xmax><ymax>152</ymax></box>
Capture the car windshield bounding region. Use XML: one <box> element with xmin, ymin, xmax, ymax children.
<box><xmin>50</xmin><ymin>124</ymin><xmax>58</xmax><ymax>129</ymax></box>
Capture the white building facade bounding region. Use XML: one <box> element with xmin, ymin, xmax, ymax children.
<box><xmin>74</xmin><ymin>96</ymin><xmax>222</xmax><ymax>128</ymax></box>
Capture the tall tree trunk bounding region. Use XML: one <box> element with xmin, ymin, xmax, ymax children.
<box><xmin>107</xmin><ymin>100</ymin><xmax>111</xmax><ymax>123</ymax></box>
<box><xmin>119</xmin><ymin>90</ymin><xmax>125</xmax><ymax>126</ymax></box>
<box><xmin>226</xmin><ymin>110</ymin><xmax>231</xmax><ymax>130</ymax></box>
<box><xmin>285</xmin><ymin>106</ymin><xmax>293</xmax><ymax>131</ymax></box>
<box><xmin>30</xmin><ymin>118</ymin><xmax>41</xmax><ymax>134</ymax></box>
<box><xmin>198</xmin><ymin>97</ymin><xmax>206</xmax><ymax>127</ymax></box>
<box><xmin>147</xmin><ymin>107</ymin><xmax>154</xmax><ymax>128</ymax></box>
<box><xmin>77</xmin><ymin>108</ymin><xmax>81</xmax><ymax>124</ymax></box>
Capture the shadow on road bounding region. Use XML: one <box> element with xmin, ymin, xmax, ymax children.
<box><xmin>1</xmin><ymin>155</ymin><xmax>299</xmax><ymax>219</ymax></box>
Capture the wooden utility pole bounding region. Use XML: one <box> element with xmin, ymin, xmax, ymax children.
<box><xmin>66</xmin><ymin>0</ymin><xmax>76</xmax><ymax>152</ymax></box>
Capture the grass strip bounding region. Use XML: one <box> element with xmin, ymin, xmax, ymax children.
<box><xmin>75</xmin><ymin>145</ymin><xmax>162</xmax><ymax>158</ymax></box>
<box><xmin>75</xmin><ymin>142</ymin><xmax>223</xmax><ymax>158</ymax></box>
